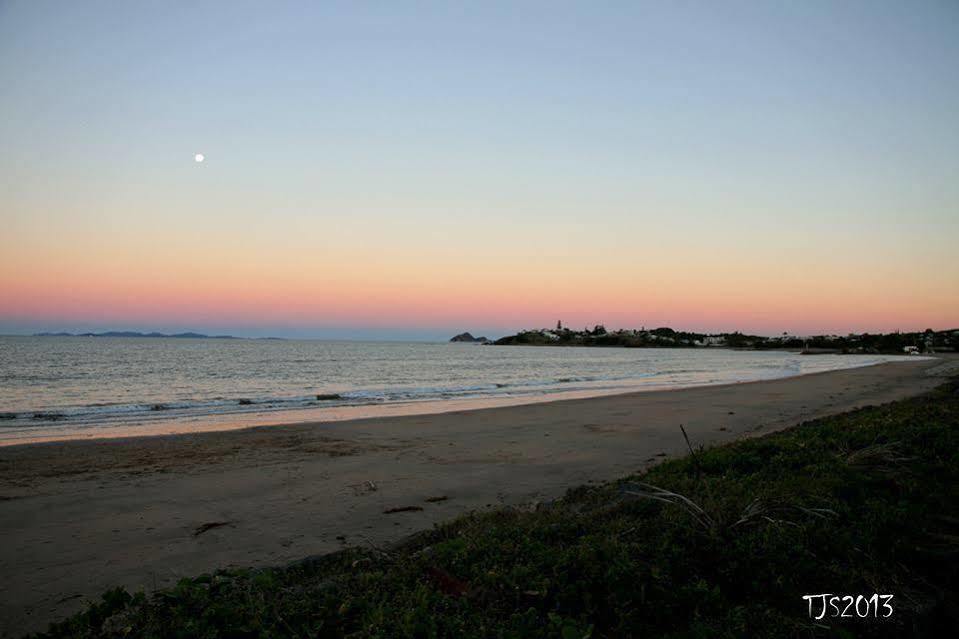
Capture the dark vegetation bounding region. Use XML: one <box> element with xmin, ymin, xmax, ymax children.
<box><xmin>34</xmin><ymin>380</ymin><xmax>959</xmax><ymax>638</ymax></box>
<box><xmin>494</xmin><ymin>325</ymin><xmax>958</xmax><ymax>354</ymax></box>
<box><xmin>495</xmin><ymin>326</ymin><xmax>702</xmax><ymax>349</ymax></box>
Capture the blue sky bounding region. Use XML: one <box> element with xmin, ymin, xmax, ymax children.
<box><xmin>2</xmin><ymin>1</ymin><xmax>957</xmax><ymax>339</ymax></box>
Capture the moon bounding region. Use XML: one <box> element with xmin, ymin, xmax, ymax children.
<box><xmin>194</xmin><ymin>153</ymin><xmax>205</xmax><ymax>163</ymax></box>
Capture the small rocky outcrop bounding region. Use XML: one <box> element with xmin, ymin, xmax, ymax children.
<box><xmin>449</xmin><ymin>332</ymin><xmax>489</xmax><ymax>343</ymax></box>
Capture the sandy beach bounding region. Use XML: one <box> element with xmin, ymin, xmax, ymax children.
<box><xmin>1</xmin><ymin>355</ymin><xmax>955</xmax><ymax>637</ymax></box>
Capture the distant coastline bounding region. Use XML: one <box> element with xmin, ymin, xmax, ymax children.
<box><xmin>492</xmin><ymin>324</ymin><xmax>958</xmax><ymax>355</ymax></box>
<box><xmin>31</xmin><ymin>331</ymin><xmax>284</xmax><ymax>340</ymax></box>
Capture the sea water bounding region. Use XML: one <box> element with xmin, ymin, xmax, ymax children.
<box><xmin>0</xmin><ymin>336</ymin><xmax>917</xmax><ymax>444</ymax></box>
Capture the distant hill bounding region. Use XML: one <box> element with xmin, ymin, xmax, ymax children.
<box><xmin>449</xmin><ymin>332</ymin><xmax>490</xmax><ymax>344</ymax></box>
<box><xmin>31</xmin><ymin>331</ymin><xmax>281</xmax><ymax>340</ymax></box>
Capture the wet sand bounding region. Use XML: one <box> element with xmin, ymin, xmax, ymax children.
<box><xmin>0</xmin><ymin>355</ymin><xmax>954</xmax><ymax>637</ymax></box>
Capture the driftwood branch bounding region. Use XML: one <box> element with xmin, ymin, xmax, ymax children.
<box><xmin>680</xmin><ymin>424</ymin><xmax>702</xmax><ymax>479</ymax></box>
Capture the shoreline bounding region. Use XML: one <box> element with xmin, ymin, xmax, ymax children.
<box><xmin>0</xmin><ymin>353</ymin><xmax>932</xmax><ymax>448</ymax></box>
<box><xmin>1</xmin><ymin>355</ymin><xmax>955</xmax><ymax>636</ymax></box>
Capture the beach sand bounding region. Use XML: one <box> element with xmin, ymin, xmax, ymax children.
<box><xmin>1</xmin><ymin>355</ymin><xmax>955</xmax><ymax>637</ymax></box>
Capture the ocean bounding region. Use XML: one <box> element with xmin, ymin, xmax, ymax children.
<box><xmin>0</xmin><ymin>336</ymin><xmax>915</xmax><ymax>444</ymax></box>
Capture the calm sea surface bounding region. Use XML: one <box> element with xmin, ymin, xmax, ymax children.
<box><xmin>0</xmin><ymin>336</ymin><xmax>915</xmax><ymax>444</ymax></box>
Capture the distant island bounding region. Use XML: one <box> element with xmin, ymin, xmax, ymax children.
<box><xmin>449</xmin><ymin>332</ymin><xmax>491</xmax><ymax>344</ymax></box>
<box><xmin>32</xmin><ymin>331</ymin><xmax>283</xmax><ymax>340</ymax></box>
<box><xmin>493</xmin><ymin>322</ymin><xmax>958</xmax><ymax>355</ymax></box>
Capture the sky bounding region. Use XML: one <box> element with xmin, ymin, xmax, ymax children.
<box><xmin>1</xmin><ymin>0</ymin><xmax>957</xmax><ymax>340</ymax></box>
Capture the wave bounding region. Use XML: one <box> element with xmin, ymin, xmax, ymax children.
<box><xmin>0</xmin><ymin>353</ymin><xmax>917</xmax><ymax>433</ymax></box>
<box><xmin>0</xmin><ymin>376</ymin><xmax>648</xmax><ymax>429</ymax></box>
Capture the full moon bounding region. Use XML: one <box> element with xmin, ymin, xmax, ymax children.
<box><xmin>194</xmin><ymin>153</ymin><xmax>205</xmax><ymax>163</ymax></box>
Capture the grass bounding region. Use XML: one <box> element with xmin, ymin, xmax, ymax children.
<box><xmin>33</xmin><ymin>379</ymin><xmax>959</xmax><ymax>638</ymax></box>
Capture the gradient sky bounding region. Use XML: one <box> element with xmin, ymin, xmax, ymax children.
<box><xmin>2</xmin><ymin>1</ymin><xmax>957</xmax><ymax>340</ymax></box>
